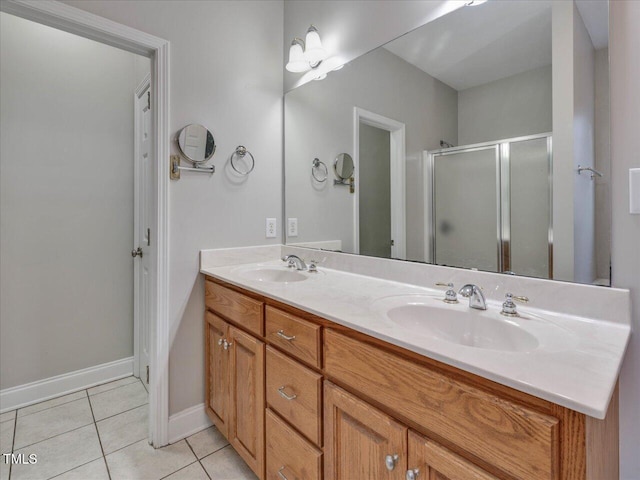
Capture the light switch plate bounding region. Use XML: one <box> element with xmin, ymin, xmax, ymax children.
<box><xmin>630</xmin><ymin>168</ymin><xmax>640</xmax><ymax>214</ymax></box>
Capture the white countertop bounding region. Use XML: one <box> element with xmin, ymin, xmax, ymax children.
<box><xmin>200</xmin><ymin>250</ymin><xmax>630</xmax><ymax>419</ymax></box>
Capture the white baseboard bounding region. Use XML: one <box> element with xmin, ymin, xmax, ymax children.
<box><xmin>168</xmin><ymin>403</ymin><xmax>213</xmax><ymax>444</ymax></box>
<box><xmin>0</xmin><ymin>356</ymin><xmax>134</xmax><ymax>413</ymax></box>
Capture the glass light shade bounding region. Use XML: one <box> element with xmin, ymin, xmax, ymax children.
<box><xmin>286</xmin><ymin>41</ymin><xmax>310</xmax><ymax>73</ymax></box>
<box><xmin>304</xmin><ymin>27</ymin><xmax>327</xmax><ymax>66</ymax></box>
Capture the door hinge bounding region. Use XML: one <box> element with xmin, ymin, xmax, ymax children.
<box><xmin>146</xmin><ymin>365</ymin><xmax>149</xmax><ymax>384</ymax></box>
<box><xmin>147</xmin><ymin>228</ymin><xmax>151</xmax><ymax>247</ymax></box>
<box><xmin>147</xmin><ymin>91</ymin><xmax>151</xmax><ymax>110</ymax></box>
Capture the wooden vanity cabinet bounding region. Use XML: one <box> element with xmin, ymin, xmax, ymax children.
<box><xmin>204</xmin><ymin>281</ymin><xmax>265</xmax><ymax>479</ymax></box>
<box><xmin>204</xmin><ymin>278</ymin><xmax>619</xmax><ymax>480</ymax></box>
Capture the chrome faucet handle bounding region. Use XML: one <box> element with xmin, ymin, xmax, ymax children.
<box><xmin>501</xmin><ymin>293</ymin><xmax>529</xmax><ymax>317</ymax></box>
<box><xmin>308</xmin><ymin>260</ymin><xmax>319</xmax><ymax>273</ymax></box>
<box><xmin>435</xmin><ymin>282</ymin><xmax>458</xmax><ymax>304</ymax></box>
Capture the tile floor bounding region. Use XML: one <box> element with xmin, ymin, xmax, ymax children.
<box><xmin>0</xmin><ymin>377</ymin><xmax>256</xmax><ymax>480</ymax></box>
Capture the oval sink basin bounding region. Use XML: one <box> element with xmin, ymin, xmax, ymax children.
<box><xmin>387</xmin><ymin>304</ymin><xmax>539</xmax><ymax>352</ymax></box>
<box><xmin>236</xmin><ymin>267</ymin><xmax>308</xmax><ymax>283</ymax></box>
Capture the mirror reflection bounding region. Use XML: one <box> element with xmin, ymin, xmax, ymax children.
<box><xmin>177</xmin><ymin>124</ymin><xmax>215</xmax><ymax>163</ymax></box>
<box><xmin>284</xmin><ymin>0</ymin><xmax>610</xmax><ymax>286</ymax></box>
<box><xmin>334</xmin><ymin>153</ymin><xmax>354</xmax><ymax>180</ymax></box>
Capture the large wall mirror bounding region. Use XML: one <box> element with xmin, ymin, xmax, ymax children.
<box><xmin>284</xmin><ymin>0</ymin><xmax>610</xmax><ymax>286</ymax></box>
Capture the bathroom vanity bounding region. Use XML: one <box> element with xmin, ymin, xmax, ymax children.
<box><xmin>200</xmin><ymin>247</ymin><xmax>629</xmax><ymax>480</ymax></box>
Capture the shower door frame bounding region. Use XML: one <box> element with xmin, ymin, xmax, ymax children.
<box><xmin>424</xmin><ymin>132</ymin><xmax>553</xmax><ymax>278</ymax></box>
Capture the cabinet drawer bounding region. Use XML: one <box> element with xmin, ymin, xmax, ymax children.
<box><xmin>266</xmin><ymin>346</ymin><xmax>322</xmax><ymax>446</ymax></box>
<box><xmin>324</xmin><ymin>329</ymin><xmax>559</xmax><ymax>480</ymax></box>
<box><xmin>266</xmin><ymin>409</ymin><xmax>322</xmax><ymax>480</ymax></box>
<box><xmin>205</xmin><ymin>280</ymin><xmax>263</xmax><ymax>336</ymax></box>
<box><xmin>265</xmin><ymin>306</ymin><xmax>321</xmax><ymax>368</ymax></box>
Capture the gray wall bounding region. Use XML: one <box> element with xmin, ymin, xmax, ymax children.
<box><xmin>285</xmin><ymin>47</ymin><xmax>457</xmax><ymax>260</ymax></box>
<box><xmin>359</xmin><ymin>123</ymin><xmax>391</xmax><ymax>258</ymax></box>
<box><xmin>610</xmin><ymin>2</ymin><xmax>640</xmax><ymax>478</ymax></box>
<box><xmin>458</xmin><ymin>65</ymin><xmax>552</xmax><ymax>145</ymax></box>
<box><xmin>572</xmin><ymin>2</ymin><xmax>596</xmax><ymax>285</ymax></box>
<box><xmin>0</xmin><ymin>13</ymin><xmax>139</xmax><ymax>389</ymax></box>
<box><xmin>594</xmin><ymin>48</ymin><xmax>611</xmax><ymax>281</ymax></box>
<box><xmin>62</xmin><ymin>0</ymin><xmax>284</xmax><ymax>415</ymax></box>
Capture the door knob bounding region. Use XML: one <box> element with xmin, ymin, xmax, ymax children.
<box><xmin>131</xmin><ymin>247</ymin><xmax>143</xmax><ymax>258</ymax></box>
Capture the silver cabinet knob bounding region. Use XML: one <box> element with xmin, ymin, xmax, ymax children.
<box><xmin>217</xmin><ymin>339</ymin><xmax>224</xmax><ymax>346</ymax></box>
<box><xmin>406</xmin><ymin>468</ymin><xmax>419</xmax><ymax>480</ymax></box>
<box><xmin>385</xmin><ymin>454</ymin><xmax>399</xmax><ymax>471</ymax></box>
<box><xmin>131</xmin><ymin>247</ymin><xmax>143</xmax><ymax>258</ymax></box>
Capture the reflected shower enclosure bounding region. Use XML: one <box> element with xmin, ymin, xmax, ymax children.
<box><xmin>427</xmin><ymin>134</ymin><xmax>552</xmax><ymax>279</ymax></box>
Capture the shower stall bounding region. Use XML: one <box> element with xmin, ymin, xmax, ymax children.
<box><xmin>425</xmin><ymin>133</ymin><xmax>553</xmax><ymax>279</ymax></box>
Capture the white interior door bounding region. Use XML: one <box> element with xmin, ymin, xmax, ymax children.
<box><xmin>134</xmin><ymin>75</ymin><xmax>152</xmax><ymax>388</ymax></box>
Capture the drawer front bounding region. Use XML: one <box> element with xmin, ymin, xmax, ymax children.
<box><xmin>324</xmin><ymin>329</ymin><xmax>560</xmax><ymax>480</ymax></box>
<box><xmin>265</xmin><ymin>306</ymin><xmax>321</xmax><ymax>368</ymax></box>
<box><xmin>205</xmin><ymin>280</ymin><xmax>263</xmax><ymax>336</ymax></box>
<box><xmin>266</xmin><ymin>409</ymin><xmax>322</xmax><ymax>480</ymax></box>
<box><xmin>266</xmin><ymin>346</ymin><xmax>322</xmax><ymax>446</ymax></box>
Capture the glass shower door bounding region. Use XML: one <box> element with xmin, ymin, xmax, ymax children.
<box><xmin>432</xmin><ymin>146</ymin><xmax>500</xmax><ymax>272</ymax></box>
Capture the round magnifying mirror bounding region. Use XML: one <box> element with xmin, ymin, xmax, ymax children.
<box><xmin>334</xmin><ymin>153</ymin><xmax>354</xmax><ymax>180</ymax></box>
<box><xmin>176</xmin><ymin>124</ymin><xmax>216</xmax><ymax>164</ymax></box>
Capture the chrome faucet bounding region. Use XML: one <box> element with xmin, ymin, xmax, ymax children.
<box><xmin>281</xmin><ymin>255</ymin><xmax>307</xmax><ymax>271</ymax></box>
<box><xmin>458</xmin><ymin>284</ymin><xmax>487</xmax><ymax>310</ymax></box>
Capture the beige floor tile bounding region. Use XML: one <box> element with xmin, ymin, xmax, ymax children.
<box><xmin>163</xmin><ymin>462</ymin><xmax>209</xmax><ymax>480</ymax></box>
<box><xmin>14</xmin><ymin>398</ymin><xmax>93</xmax><ymax>449</ymax></box>
<box><xmin>0</xmin><ymin>420</ymin><xmax>14</xmax><ymax>454</ymax></box>
<box><xmin>17</xmin><ymin>392</ymin><xmax>86</xmax><ymax>418</ymax></box>
<box><xmin>0</xmin><ymin>411</ymin><xmax>15</xmax><ymax>424</ymax></box>
<box><xmin>186</xmin><ymin>426</ymin><xmax>228</xmax><ymax>459</ymax></box>
<box><xmin>52</xmin><ymin>458</ymin><xmax>109</xmax><ymax>480</ymax></box>
<box><xmin>11</xmin><ymin>424</ymin><xmax>102</xmax><ymax>480</ymax></box>
<box><xmin>90</xmin><ymin>382</ymin><xmax>147</xmax><ymax>421</ymax></box>
<box><xmin>88</xmin><ymin>376</ymin><xmax>139</xmax><ymax>396</ymax></box>
<box><xmin>96</xmin><ymin>404</ymin><xmax>147</xmax><ymax>454</ymax></box>
<box><xmin>201</xmin><ymin>446</ymin><xmax>257</xmax><ymax>480</ymax></box>
<box><xmin>106</xmin><ymin>439</ymin><xmax>196</xmax><ymax>480</ymax></box>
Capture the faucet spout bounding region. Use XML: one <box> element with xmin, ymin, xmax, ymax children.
<box><xmin>458</xmin><ymin>284</ymin><xmax>487</xmax><ymax>310</ymax></box>
<box><xmin>281</xmin><ymin>254</ymin><xmax>307</xmax><ymax>271</ymax></box>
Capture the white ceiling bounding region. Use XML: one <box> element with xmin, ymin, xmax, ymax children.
<box><xmin>575</xmin><ymin>0</ymin><xmax>609</xmax><ymax>49</ymax></box>
<box><xmin>383</xmin><ymin>0</ymin><xmax>607</xmax><ymax>92</ymax></box>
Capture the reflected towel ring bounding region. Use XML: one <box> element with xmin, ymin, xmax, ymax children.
<box><xmin>312</xmin><ymin>158</ymin><xmax>328</xmax><ymax>182</ymax></box>
<box><xmin>230</xmin><ymin>146</ymin><xmax>255</xmax><ymax>175</ymax></box>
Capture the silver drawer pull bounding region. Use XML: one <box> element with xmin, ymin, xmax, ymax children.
<box><xmin>406</xmin><ymin>468</ymin><xmax>420</xmax><ymax>480</ymax></box>
<box><xmin>278</xmin><ymin>386</ymin><xmax>298</xmax><ymax>401</ymax></box>
<box><xmin>277</xmin><ymin>330</ymin><xmax>296</xmax><ymax>341</ymax></box>
<box><xmin>277</xmin><ymin>466</ymin><xmax>289</xmax><ymax>480</ymax></box>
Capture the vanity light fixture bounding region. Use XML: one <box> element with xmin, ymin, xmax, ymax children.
<box><xmin>286</xmin><ymin>25</ymin><xmax>327</xmax><ymax>73</ymax></box>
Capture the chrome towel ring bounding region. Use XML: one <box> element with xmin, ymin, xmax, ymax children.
<box><xmin>230</xmin><ymin>145</ymin><xmax>255</xmax><ymax>175</ymax></box>
<box><xmin>312</xmin><ymin>158</ymin><xmax>328</xmax><ymax>182</ymax></box>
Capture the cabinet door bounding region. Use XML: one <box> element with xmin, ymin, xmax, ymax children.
<box><xmin>324</xmin><ymin>382</ymin><xmax>407</xmax><ymax>480</ymax></box>
<box><xmin>407</xmin><ymin>430</ymin><xmax>498</xmax><ymax>480</ymax></box>
<box><xmin>205</xmin><ymin>312</ymin><xmax>229</xmax><ymax>437</ymax></box>
<box><xmin>229</xmin><ymin>325</ymin><xmax>265</xmax><ymax>479</ymax></box>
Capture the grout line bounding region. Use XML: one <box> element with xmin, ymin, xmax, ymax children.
<box><xmin>8</xmin><ymin>407</ymin><xmax>18</xmax><ymax>480</ymax></box>
<box><xmin>16</xmin><ymin>393</ymin><xmax>86</xmax><ymax>420</ymax></box>
<box><xmin>86</xmin><ymin>390</ymin><xmax>112</xmax><ymax>480</ymax></box>
<box><xmin>198</xmin><ymin>442</ymin><xmax>232</xmax><ymax>463</ymax></box>
<box><xmin>94</xmin><ymin>402</ymin><xmax>148</xmax><ymax>424</ymax></box>
<box><xmin>48</xmin><ymin>454</ymin><xmax>104</xmax><ymax>479</ymax></box>
<box><xmin>88</xmin><ymin>376</ymin><xmax>139</xmax><ymax>397</ymax></box>
<box><xmin>184</xmin><ymin>438</ymin><xmax>212</xmax><ymax>480</ymax></box>
<box><xmin>89</xmin><ymin>378</ymin><xmax>143</xmax><ymax>399</ymax></box>
<box><xmin>12</xmin><ymin>419</ymin><xmax>95</xmax><ymax>452</ymax></box>
<box><xmin>157</xmin><ymin>460</ymin><xmax>199</xmax><ymax>480</ymax></box>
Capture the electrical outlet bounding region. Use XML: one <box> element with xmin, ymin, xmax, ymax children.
<box><xmin>287</xmin><ymin>218</ymin><xmax>298</xmax><ymax>237</ymax></box>
<box><xmin>266</xmin><ymin>218</ymin><xmax>277</xmax><ymax>238</ymax></box>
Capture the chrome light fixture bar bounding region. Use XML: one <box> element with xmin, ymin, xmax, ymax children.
<box><xmin>286</xmin><ymin>25</ymin><xmax>327</xmax><ymax>73</ymax></box>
